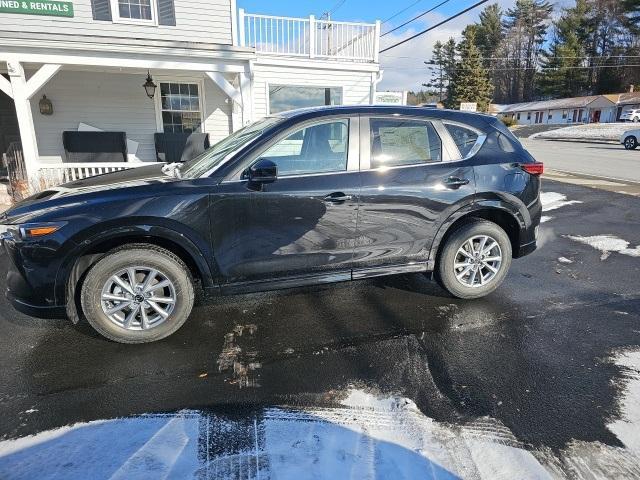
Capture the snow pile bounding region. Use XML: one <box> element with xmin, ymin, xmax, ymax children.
<box><xmin>540</xmin><ymin>192</ymin><xmax>582</xmax><ymax>212</ymax></box>
<box><xmin>3</xmin><ymin>366</ymin><xmax>640</xmax><ymax>479</ymax></box>
<box><xmin>532</xmin><ymin>123</ymin><xmax>633</xmax><ymax>141</ymax></box>
<box><xmin>566</xmin><ymin>234</ymin><xmax>640</xmax><ymax>260</ymax></box>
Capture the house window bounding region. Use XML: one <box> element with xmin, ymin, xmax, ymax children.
<box><xmin>562</xmin><ymin>110</ymin><xmax>568</xmax><ymax>119</ymax></box>
<box><xmin>110</xmin><ymin>0</ymin><xmax>155</xmax><ymax>23</ymax></box>
<box><xmin>160</xmin><ymin>82</ymin><xmax>202</xmax><ymax>133</ymax></box>
<box><xmin>517</xmin><ymin>113</ymin><xmax>521</xmax><ymax>120</ymax></box>
<box><xmin>548</xmin><ymin>112</ymin><xmax>552</xmax><ymax>120</ymax></box>
<box><xmin>527</xmin><ymin>112</ymin><xmax>531</xmax><ymax>120</ymax></box>
<box><xmin>268</xmin><ymin>85</ymin><xmax>342</xmax><ymax>114</ymax></box>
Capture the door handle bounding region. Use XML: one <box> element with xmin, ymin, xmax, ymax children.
<box><xmin>443</xmin><ymin>177</ymin><xmax>470</xmax><ymax>189</ymax></box>
<box><xmin>323</xmin><ymin>192</ymin><xmax>353</xmax><ymax>204</ymax></box>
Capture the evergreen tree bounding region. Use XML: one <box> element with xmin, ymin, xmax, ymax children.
<box><xmin>502</xmin><ymin>0</ymin><xmax>553</xmax><ymax>102</ymax></box>
<box><xmin>475</xmin><ymin>3</ymin><xmax>504</xmax><ymax>66</ymax></box>
<box><xmin>539</xmin><ymin>0</ymin><xmax>590</xmax><ymax>97</ymax></box>
<box><xmin>425</xmin><ymin>38</ymin><xmax>457</xmax><ymax>101</ymax></box>
<box><xmin>445</xmin><ymin>29</ymin><xmax>494</xmax><ymax>111</ymax></box>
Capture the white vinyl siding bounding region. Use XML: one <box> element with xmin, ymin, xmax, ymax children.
<box><xmin>0</xmin><ymin>0</ymin><xmax>232</xmax><ymax>45</ymax></box>
<box><xmin>252</xmin><ymin>64</ymin><xmax>373</xmax><ymax>119</ymax></box>
<box><xmin>31</xmin><ymin>70</ymin><xmax>231</xmax><ymax>163</ymax></box>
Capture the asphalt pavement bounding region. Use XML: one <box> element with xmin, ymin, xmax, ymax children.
<box><xmin>522</xmin><ymin>138</ymin><xmax>640</xmax><ymax>182</ymax></box>
<box><xmin>0</xmin><ymin>179</ymin><xmax>639</xmax><ymax>478</ymax></box>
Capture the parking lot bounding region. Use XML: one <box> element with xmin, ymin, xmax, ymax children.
<box><xmin>0</xmin><ymin>142</ymin><xmax>639</xmax><ymax>478</ymax></box>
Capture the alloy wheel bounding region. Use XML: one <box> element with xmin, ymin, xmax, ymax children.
<box><xmin>100</xmin><ymin>266</ymin><xmax>177</xmax><ymax>330</ymax></box>
<box><xmin>624</xmin><ymin>137</ymin><xmax>637</xmax><ymax>149</ymax></box>
<box><xmin>453</xmin><ymin>235</ymin><xmax>503</xmax><ymax>288</ymax></box>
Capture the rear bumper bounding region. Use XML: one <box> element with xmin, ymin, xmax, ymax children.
<box><xmin>6</xmin><ymin>291</ymin><xmax>67</xmax><ymax>319</ymax></box>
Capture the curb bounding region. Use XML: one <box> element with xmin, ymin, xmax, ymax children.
<box><xmin>526</xmin><ymin>137</ymin><xmax>619</xmax><ymax>145</ymax></box>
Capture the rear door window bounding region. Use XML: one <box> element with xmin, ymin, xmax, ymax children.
<box><xmin>369</xmin><ymin>118</ymin><xmax>442</xmax><ymax>169</ymax></box>
<box><xmin>444</xmin><ymin>123</ymin><xmax>479</xmax><ymax>158</ymax></box>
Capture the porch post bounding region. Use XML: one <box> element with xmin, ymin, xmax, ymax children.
<box><xmin>239</xmin><ymin>69</ymin><xmax>253</xmax><ymax>125</ymax></box>
<box><xmin>205</xmin><ymin>71</ymin><xmax>244</xmax><ymax>132</ymax></box>
<box><xmin>7</xmin><ymin>60</ymin><xmax>40</xmax><ymax>181</ymax></box>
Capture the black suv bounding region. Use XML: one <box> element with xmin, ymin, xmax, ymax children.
<box><xmin>1</xmin><ymin>106</ymin><xmax>542</xmax><ymax>343</ymax></box>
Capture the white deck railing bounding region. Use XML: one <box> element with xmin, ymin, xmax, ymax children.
<box><xmin>239</xmin><ymin>10</ymin><xmax>380</xmax><ymax>63</ymax></box>
<box><xmin>37</xmin><ymin>162</ymin><xmax>151</xmax><ymax>185</ymax></box>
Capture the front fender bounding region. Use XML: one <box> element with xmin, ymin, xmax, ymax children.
<box><xmin>53</xmin><ymin>220</ymin><xmax>217</xmax><ymax>306</ymax></box>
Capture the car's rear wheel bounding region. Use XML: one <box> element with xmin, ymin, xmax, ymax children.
<box><xmin>436</xmin><ymin>220</ymin><xmax>512</xmax><ymax>299</ymax></box>
<box><xmin>81</xmin><ymin>245</ymin><xmax>194</xmax><ymax>343</ymax></box>
<box><xmin>624</xmin><ymin>135</ymin><xmax>638</xmax><ymax>150</ymax></box>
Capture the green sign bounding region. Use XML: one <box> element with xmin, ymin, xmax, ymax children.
<box><xmin>0</xmin><ymin>0</ymin><xmax>74</xmax><ymax>17</ymax></box>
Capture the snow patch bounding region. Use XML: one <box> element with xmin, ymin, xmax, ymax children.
<box><xmin>566</xmin><ymin>234</ymin><xmax>640</xmax><ymax>260</ymax></box>
<box><xmin>608</xmin><ymin>351</ymin><xmax>640</xmax><ymax>454</ymax></box>
<box><xmin>557</xmin><ymin>257</ymin><xmax>573</xmax><ymax>264</ymax></box>
<box><xmin>540</xmin><ymin>215</ymin><xmax>553</xmax><ymax>223</ymax></box>
<box><xmin>540</xmin><ymin>192</ymin><xmax>582</xmax><ymax>212</ymax></box>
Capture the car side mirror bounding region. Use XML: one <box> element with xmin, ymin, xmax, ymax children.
<box><xmin>248</xmin><ymin>159</ymin><xmax>277</xmax><ymax>184</ymax></box>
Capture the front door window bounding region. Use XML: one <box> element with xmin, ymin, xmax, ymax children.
<box><xmin>259</xmin><ymin>120</ymin><xmax>349</xmax><ymax>176</ymax></box>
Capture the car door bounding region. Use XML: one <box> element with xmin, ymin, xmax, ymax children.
<box><xmin>210</xmin><ymin>116</ymin><xmax>360</xmax><ymax>288</ymax></box>
<box><xmin>351</xmin><ymin>116</ymin><xmax>477</xmax><ymax>275</ymax></box>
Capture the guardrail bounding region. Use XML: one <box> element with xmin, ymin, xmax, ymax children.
<box><xmin>240</xmin><ymin>10</ymin><xmax>380</xmax><ymax>63</ymax></box>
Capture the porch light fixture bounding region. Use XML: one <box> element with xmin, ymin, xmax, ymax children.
<box><xmin>39</xmin><ymin>95</ymin><xmax>53</xmax><ymax>115</ymax></box>
<box><xmin>143</xmin><ymin>71</ymin><xmax>157</xmax><ymax>99</ymax></box>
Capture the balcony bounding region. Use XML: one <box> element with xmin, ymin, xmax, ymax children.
<box><xmin>239</xmin><ymin>10</ymin><xmax>380</xmax><ymax>63</ymax></box>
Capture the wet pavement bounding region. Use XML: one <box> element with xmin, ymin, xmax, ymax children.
<box><xmin>0</xmin><ymin>179</ymin><xmax>639</xmax><ymax>478</ymax></box>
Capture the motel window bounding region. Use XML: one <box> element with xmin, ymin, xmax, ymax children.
<box><xmin>268</xmin><ymin>85</ymin><xmax>342</xmax><ymax>114</ymax></box>
<box><xmin>517</xmin><ymin>113</ymin><xmax>521</xmax><ymax>120</ymax></box>
<box><xmin>111</xmin><ymin>0</ymin><xmax>154</xmax><ymax>22</ymax></box>
<box><xmin>562</xmin><ymin>110</ymin><xmax>568</xmax><ymax>119</ymax></box>
<box><xmin>548</xmin><ymin>112</ymin><xmax>552</xmax><ymax>120</ymax></box>
<box><xmin>160</xmin><ymin>82</ymin><xmax>202</xmax><ymax>134</ymax></box>
<box><xmin>527</xmin><ymin>112</ymin><xmax>531</xmax><ymax>120</ymax></box>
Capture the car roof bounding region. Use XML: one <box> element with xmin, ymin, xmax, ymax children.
<box><xmin>272</xmin><ymin>105</ymin><xmax>497</xmax><ymax>130</ymax></box>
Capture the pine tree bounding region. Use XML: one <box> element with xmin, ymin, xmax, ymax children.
<box><xmin>539</xmin><ymin>0</ymin><xmax>590</xmax><ymax>97</ymax></box>
<box><xmin>445</xmin><ymin>29</ymin><xmax>494</xmax><ymax>111</ymax></box>
<box><xmin>502</xmin><ymin>0</ymin><xmax>553</xmax><ymax>102</ymax></box>
<box><xmin>475</xmin><ymin>3</ymin><xmax>504</xmax><ymax>66</ymax></box>
<box><xmin>425</xmin><ymin>38</ymin><xmax>457</xmax><ymax>102</ymax></box>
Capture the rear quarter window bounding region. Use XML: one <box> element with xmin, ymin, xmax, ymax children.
<box><xmin>444</xmin><ymin>123</ymin><xmax>479</xmax><ymax>157</ymax></box>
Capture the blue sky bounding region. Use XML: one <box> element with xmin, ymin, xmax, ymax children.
<box><xmin>237</xmin><ymin>1</ymin><xmax>568</xmax><ymax>91</ymax></box>
<box><xmin>236</xmin><ymin>0</ymin><xmax>469</xmax><ymax>24</ymax></box>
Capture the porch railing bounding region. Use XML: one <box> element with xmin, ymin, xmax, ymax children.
<box><xmin>37</xmin><ymin>162</ymin><xmax>150</xmax><ymax>185</ymax></box>
<box><xmin>239</xmin><ymin>10</ymin><xmax>380</xmax><ymax>63</ymax></box>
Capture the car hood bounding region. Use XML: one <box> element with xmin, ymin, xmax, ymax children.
<box><xmin>2</xmin><ymin>164</ymin><xmax>179</xmax><ymax>222</ymax></box>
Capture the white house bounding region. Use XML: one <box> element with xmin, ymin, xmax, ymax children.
<box><xmin>499</xmin><ymin>95</ymin><xmax>617</xmax><ymax>126</ymax></box>
<box><xmin>0</xmin><ymin>0</ymin><xmax>381</xmax><ymax>187</ymax></box>
<box><xmin>499</xmin><ymin>90</ymin><xmax>640</xmax><ymax>126</ymax></box>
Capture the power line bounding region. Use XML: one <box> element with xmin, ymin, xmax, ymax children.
<box><xmin>382</xmin><ymin>0</ymin><xmax>452</xmax><ymax>37</ymax></box>
<box><xmin>382</xmin><ymin>53</ymin><xmax>640</xmax><ymax>60</ymax></box>
<box><xmin>380</xmin><ymin>0</ymin><xmax>489</xmax><ymax>52</ymax></box>
<box><xmin>320</xmin><ymin>0</ymin><xmax>347</xmax><ymax>19</ymax></box>
<box><xmin>387</xmin><ymin>63</ymin><xmax>640</xmax><ymax>71</ymax></box>
<box><xmin>382</xmin><ymin>0</ymin><xmax>427</xmax><ymax>25</ymax></box>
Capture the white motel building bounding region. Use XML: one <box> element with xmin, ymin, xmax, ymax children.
<box><xmin>0</xmin><ymin>0</ymin><xmax>382</xmax><ymax>186</ymax></box>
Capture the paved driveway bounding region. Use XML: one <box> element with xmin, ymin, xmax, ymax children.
<box><xmin>0</xmin><ymin>180</ymin><xmax>639</xmax><ymax>479</ymax></box>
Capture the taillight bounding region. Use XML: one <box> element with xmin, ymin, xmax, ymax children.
<box><xmin>521</xmin><ymin>163</ymin><xmax>544</xmax><ymax>176</ymax></box>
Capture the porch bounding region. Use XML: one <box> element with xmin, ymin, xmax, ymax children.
<box><xmin>0</xmin><ymin>11</ymin><xmax>381</xmax><ymax>199</ymax></box>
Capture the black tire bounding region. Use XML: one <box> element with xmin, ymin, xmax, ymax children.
<box><xmin>632</xmin><ymin>117</ymin><xmax>639</xmax><ymax>123</ymax></box>
<box><xmin>81</xmin><ymin>244</ymin><xmax>195</xmax><ymax>343</ymax></box>
<box><xmin>436</xmin><ymin>220</ymin><xmax>512</xmax><ymax>299</ymax></box>
<box><xmin>624</xmin><ymin>136</ymin><xmax>638</xmax><ymax>150</ymax></box>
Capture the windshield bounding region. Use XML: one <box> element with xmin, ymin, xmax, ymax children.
<box><xmin>179</xmin><ymin>117</ymin><xmax>283</xmax><ymax>179</ymax></box>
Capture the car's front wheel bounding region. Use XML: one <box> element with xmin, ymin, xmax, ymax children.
<box><xmin>436</xmin><ymin>220</ymin><xmax>512</xmax><ymax>299</ymax></box>
<box><xmin>81</xmin><ymin>244</ymin><xmax>195</xmax><ymax>343</ymax></box>
<box><xmin>624</xmin><ymin>135</ymin><xmax>638</xmax><ymax>150</ymax></box>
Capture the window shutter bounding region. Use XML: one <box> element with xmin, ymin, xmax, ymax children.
<box><xmin>91</xmin><ymin>0</ymin><xmax>112</xmax><ymax>21</ymax></box>
<box><xmin>157</xmin><ymin>0</ymin><xmax>176</xmax><ymax>26</ymax></box>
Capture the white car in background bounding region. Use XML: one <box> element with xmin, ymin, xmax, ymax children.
<box><xmin>620</xmin><ymin>109</ymin><xmax>640</xmax><ymax>122</ymax></box>
<box><xmin>621</xmin><ymin>129</ymin><xmax>639</xmax><ymax>150</ymax></box>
